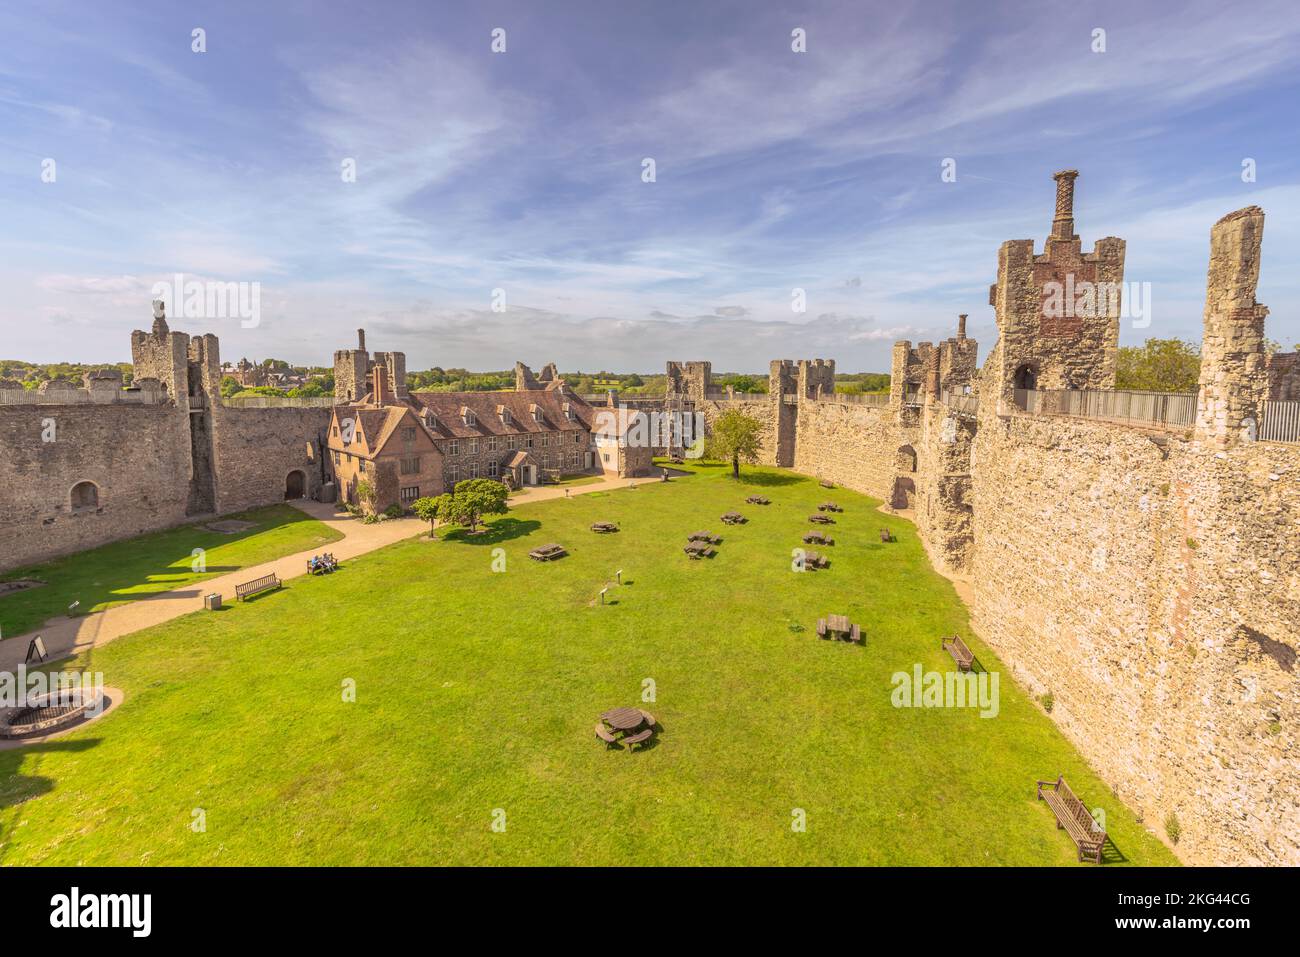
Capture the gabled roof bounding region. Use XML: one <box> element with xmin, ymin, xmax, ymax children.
<box><xmin>406</xmin><ymin>390</ymin><xmax>594</xmax><ymax>439</ymax></box>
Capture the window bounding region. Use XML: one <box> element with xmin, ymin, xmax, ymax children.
<box><xmin>603</xmin><ymin>453</ymin><xmax>611</xmax><ymax>463</ymax></box>
<box><xmin>333</xmin><ymin>450</ymin><xmax>340</xmax><ymax>466</ymax></box>
<box><xmin>359</xmin><ymin>459</ymin><xmax>367</xmax><ymax>473</ymax></box>
<box><xmin>71</xmin><ymin>481</ymin><xmax>98</xmax><ymax>510</ymax></box>
<box><xmin>574</xmin><ymin>432</ymin><xmax>583</xmax><ymax>444</ymax></box>
<box><xmin>424</xmin><ymin>411</ymin><xmax>438</xmax><ymax>429</ymax></box>
<box><xmin>402</xmin><ymin>427</ymin><xmax>416</xmax><ymax>442</ymax></box>
<box><xmin>448</xmin><ymin>440</ymin><xmax>460</xmax><ymax>456</ymax></box>
<box><xmin>487</xmin><ymin>436</ymin><xmax>499</xmax><ymax>452</ymax></box>
<box><xmin>400</xmin><ymin>456</ymin><xmax>420</xmax><ymax>475</ymax></box>
<box><xmin>488</xmin><ymin>461</ymin><xmax>499</xmax><ymax>477</ymax></box>
<box><xmin>447</xmin><ymin>465</ymin><xmax>460</xmax><ymax>483</ymax></box>
<box><xmin>539</xmin><ymin>433</ymin><xmax>549</xmax><ymax>447</ymax></box>
<box><xmin>470</xmin><ymin>464</ymin><xmax>480</xmax><ymax>479</ymax></box>
<box><xmin>526</xmin><ymin>436</ymin><xmax>534</xmax><ymax>448</ymax></box>
<box><xmin>506</xmin><ymin>435</ymin><xmax>517</xmax><ymax>450</ymax></box>
<box><xmin>400</xmin><ymin>486</ymin><xmax>420</xmax><ymax>503</ymax></box>
<box><xmin>467</xmin><ymin>438</ymin><xmax>478</xmax><ymax>454</ymax></box>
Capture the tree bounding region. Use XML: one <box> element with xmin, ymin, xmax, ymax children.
<box><xmin>1115</xmin><ymin>339</ymin><xmax>1201</xmax><ymax>393</ymax></box>
<box><xmin>220</xmin><ymin>376</ymin><xmax>243</xmax><ymax>398</ymax></box>
<box><xmin>354</xmin><ymin>479</ymin><xmax>377</xmax><ymax>518</ymax></box>
<box><xmin>411</xmin><ymin>495</ymin><xmax>445</xmax><ymax>538</ymax></box>
<box><xmin>434</xmin><ymin>478</ymin><xmax>509</xmax><ymax>534</ymax></box>
<box><xmin>706</xmin><ymin>408</ymin><xmax>764</xmax><ymax>480</ymax></box>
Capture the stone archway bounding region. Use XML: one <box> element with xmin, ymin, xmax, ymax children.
<box><xmin>890</xmin><ymin>476</ymin><xmax>916</xmax><ymax>510</ymax></box>
<box><xmin>1013</xmin><ymin>362</ymin><xmax>1039</xmax><ymax>391</ymax></box>
<box><xmin>896</xmin><ymin>444</ymin><xmax>917</xmax><ymax>473</ymax></box>
<box><xmin>285</xmin><ymin>469</ymin><xmax>306</xmax><ymax>500</ymax></box>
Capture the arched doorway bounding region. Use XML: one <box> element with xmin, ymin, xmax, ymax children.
<box><xmin>70</xmin><ymin>480</ymin><xmax>99</xmax><ymax>511</ymax></box>
<box><xmin>890</xmin><ymin>476</ymin><xmax>916</xmax><ymax>510</ymax></box>
<box><xmin>896</xmin><ymin>444</ymin><xmax>917</xmax><ymax>473</ymax></box>
<box><xmin>1013</xmin><ymin>362</ymin><xmax>1039</xmax><ymax>391</ymax></box>
<box><xmin>285</xmin><ymin>470</ymin><xmax>306</xmax><ymax>500</ymax></box>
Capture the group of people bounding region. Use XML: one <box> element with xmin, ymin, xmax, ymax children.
<box><xmin>308</xmin><ymin>553</ymin><xmax>339</xmax><ymax>575</ymax></box>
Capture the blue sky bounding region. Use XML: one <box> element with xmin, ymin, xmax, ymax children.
<box><xmin>2</xmin><ymin>0</ymin><xmax>1298</xmax><ymax>372</ymax></box>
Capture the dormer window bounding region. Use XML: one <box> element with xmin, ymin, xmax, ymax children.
<box><xmin>562</xmin><ymin>402</ymin><xmax>574</xmax><ymax>422</ymax></box>
<box><xmin>530</xmin><ymin>403</ymin><xmax>543</xmax><ymax>423</ymax></box>
<box><xmin>423</xmin><ymin>410</ymin><xmax>437</xmax><ymax>430</ymax></box>
<box><xmin>498</xmin><ymin>405</ymin><xmax>511</xmax><ymax>425</ymax></box>
<box><xmin>461</xmin><ymin>406</ymin><xmax>476</xmax><ymax>427</ymax></box>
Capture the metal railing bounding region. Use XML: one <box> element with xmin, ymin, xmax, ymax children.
<box><xmin>0</xmin><ymin>388</ymin><xmax>162</xmax><ymax>406</ymax></box>
<box><xmin>941</xmin><ymin>390</ymin><xmax>980</xmax><ymax>416</ymax></box>
<box><xmin>1260</xmin><ymin>400</ymin><xmax>1300</xmax><ymax>444</ymax></box>
<box><xmin>1014</xmin><ymin>388</ymin><xmax>1196</xmax><ymax>429</ymax></box>
<box><xmin>222</xmin><ymin>396</ymin><xmax>336</xmax><ymax>409</ymax></box>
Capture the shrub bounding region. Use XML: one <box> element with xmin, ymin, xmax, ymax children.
<box><xmin>1040</xmin><ymin>692</ymin><xmax>1055</xmax><ymax>714</ymax></box>
<box><xmin>1164</xmin><ymin>811</ymin><xmax>1181</xmax><ymax>845</ymax></box>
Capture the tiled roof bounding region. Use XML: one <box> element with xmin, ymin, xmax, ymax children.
<box><xmin>590</xmin><ymin>406</ymin><xmax>646</xmax><ymax>439</ymax></box>
<box><xmin>406</xmin><ymin>389</ymin><xmax>593</xmax><ymax>439</ymax></box>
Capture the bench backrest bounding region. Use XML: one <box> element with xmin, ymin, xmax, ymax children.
<box><xmin>238</xmin><ymin>573</ymin><xmax>278</xmax><ymax>594</ymax></box>
<box><xmin>1055</xmin><ymin>777</ymin><xmax>1101</xmax><ymax>833</ymax></box>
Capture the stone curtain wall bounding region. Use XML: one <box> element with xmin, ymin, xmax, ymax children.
<box><xmin>211</xmin><ymin>406</ymin><xmax>333</xmax><ymax>513</ymax></box>
<box><xmin>969</xmin><ymin>413</ymin><xmax>1300</xmax><ymax>865</ymax></box>
<box><xmin>792</xmin><ymin>401</ymin><xmax>907</xmax><ymax>499</ymax></box>
<box><xmin>694</xmin><ymin>398</ymin><xmax>778</xmax><ymax>465</ymax></box>
<box><xmin>0</xmin><ymin>404</ymin><xmax>193</xmax><ymax>574</ymax></box>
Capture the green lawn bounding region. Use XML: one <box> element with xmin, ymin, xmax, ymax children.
<box><xmin>0</xmin><ymin>505</ymin><xmax>344</xmax><ymax>639</ymax></box>
<box><xmin>0</xmin><ymin>466</ymin><xmax>1176</xmax><ymax>865</ymax></box>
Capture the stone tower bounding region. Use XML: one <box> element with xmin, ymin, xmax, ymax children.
<box><xmin>334</xmin><ymin>329</ymin><xmax>370</xmax><ymax>403</ymax></box>
<box><xmin>1194</xmin><ymin>206</ymin><xmax>1269</xmax><ymax>448</ymax></box>
<box><xmin>984</xmin><ymin>170</ymin><xmax>1126</xmax><ymax>413</ymax></box>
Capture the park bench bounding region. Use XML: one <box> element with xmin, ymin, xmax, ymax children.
<box><xmin>879</xmin><ymin>528</ymin><xmax>893</xmax><ymax>543</ymax></box>
<box><xmin>638</xmin><ymin>709</ymin><xmax>656</xmax><ymax>727</ymax></box>
<box><xmin>235</xmin><ymin>572</ymin><xmax>281</xmax><ymax>601</ymax></box>
<box><xmin>623</xmin><ymin>728</ymin><xmax>654</xmax><ymax>750</ymax></box>
<box><xmin>591</xmin><ymin>522</ymin><xmax>618</xmax><ymax>533</ymax></box>
<box><xmin>816</xmin><ymin>619</ymin><xmax>828</xmax><ymax>638</ymax></box>
<box><xmin>595</xmin><ymin>724</ymin><xmax>621</xmax><ymax>748</ymax></box>
<box><xmin>1036</xmin><ymin>775</ymin><xmax>1106</xmax><ymax>864</ymax></box>
<box><xmin>942</xmin><ymin>635</ymin><xmax>974</xmax><ymax>672</ymax></box>
<box><xmin>529</xmin><ymin>543</ymin><xmax>568</xmax><ymax>561</ymax></box>
<box><xmin>721</xmin><ymin>512</ymin><xmax>746</xmax><ymax>525</ymax></box>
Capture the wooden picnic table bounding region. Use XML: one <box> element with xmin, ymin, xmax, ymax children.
<box><xmin>601</xmin><ymin>707</ymin><xmax>645</xmax><ymax>731</ymax></box>
<box><xmin>817</xmin><ymin>614</ymin><xmax>861</xmax><ymax>642</ymax></box>
<box><xmin>745</xmin><ymin>495</ymin><xmax>770</xmax><ymax>505</ymax></box>
<box><xmin>684</xmin><ymin>540</ymin><xmax>715</xmax><ymax>559</ymax></box>
<box><xmin>529</xmin><ymin>543</ymin><xmax>568</xmax><ymax>561</ymax></box>
<box><xmin>803</xmin><ymin>531</ymin><xmax>833</xmax><ymax>545</ymax></box>
<box><xmin>591</xmin><ymin>522</ymin><xmax>618</xmax><ymax>533</ymax></box>
<box><xmin>688</xmin><ymin>531</ymin><xmax>720</xmax><ymax>543</ymax></box>
<box><xmin>808</xmin><ymin>514</ymin><xmax>834</xmax><ymax>525</ymax></box>
<box><xmin>818</xmin><ymin>502</ymin><xmax>842</xmax><ymax>512</ymax></box>
<box><xmin>721</xmin><ymin>511</ymin><xmax>745</xmax><ymax>524</ymax></box>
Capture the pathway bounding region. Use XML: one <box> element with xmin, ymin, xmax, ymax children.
<box><xmin>0</xmin><ymin>471</ymin><xmax>658</xmax><ymax>671</ymax></box>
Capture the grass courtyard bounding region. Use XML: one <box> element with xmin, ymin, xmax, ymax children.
<box><xmin>0</xmin><ymin>464</ymin><xmax>1177</xmax><ymax>865</ymax></box>
<box><xmin>0</xmin><ymin>504</ymin><xmax>343</xmax><ymax>639</ymax></box>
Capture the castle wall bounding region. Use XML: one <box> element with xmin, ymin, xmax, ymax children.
<box><xmin>969</xmin><ymin>412</ymin><xmax>1299</xmax><ymax>865</ymax></box>
<box><xmin>0</xmin><ymin>403</ymin><xmax>193</xmax><ymax>576</ymax></box>
<box><xmin>210</xmin><ymin>406</ymin><xmax>332</xmax><ymax>513</ymax></box>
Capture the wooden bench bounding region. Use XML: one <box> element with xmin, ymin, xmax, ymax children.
<box><xmin>849</xmin><ymin>623</ymin><xmax>862</xmax><ymax>644</ymax></box>
<box><xmin>623</xmin><ymin>728</ymin><xmax>654</xmax><ymax>750</ymax></box>
<box><xmin>1037</xmin><ymin>775</ymin><xmax>1106</xmax><ymax>864</ymax></box>
<box><xmin>595</xmin><ymin>724</ymin><xmax>621</xmax><ymax>748</ymax></box>
<box><xmin>235</xmin><ymin>572</ymin><xmax>281</xmax><ymax>601</ymax></box>
<box><xmin>638</xmin><ymin>709</ymin><xmax>656</xmax><ymax>727</ymax></box>
<box><xmin>816</xmin><ymin>618</ymin><xmax>828</xmax><ymax>638</ymax></box>
<box><xmin>942</xmin><ymin>635</ymin><xmax>974</xmax><ymax>672</ymax></box>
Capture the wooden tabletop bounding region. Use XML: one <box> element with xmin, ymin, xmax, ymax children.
<box><xmin>602</xmin><ymin>707</ymin><xmax>644</xmax><ymax>731</ymax></box>
<box><xmin>828</xmin><ymin>614</ymin><xmax>851</xmax><ymax>633</ymax></box>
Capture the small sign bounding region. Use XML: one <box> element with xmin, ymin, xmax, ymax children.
<box><xmin>26</xmin><ymin>636</ymin><xmax>47</xmax><ymax>663</ymax></box>
<box><xmin>599</xmin><ymin>587</ymin><xmax>609</xmax><ymax>605</ymax></box>
<box><xmin>615</xmin><ymin>569</ymin><xmax>623</xmax><ymax>584</ymax></box>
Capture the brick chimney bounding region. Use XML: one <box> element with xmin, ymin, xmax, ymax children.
<box><xmin>1050</xmin><ymin>169</ymin><xmax>1079</xmax><ymax>241</ymax></box>
<box><xmin>957</xmin><ymin>314</ymin><xmax>967</xmax><ymax>340</ymax></box>
<box><xmin>371</xmin><ymin>363</ymin><xmax>391</xmax><ymax>406</ymax></box>
<box><xmin>357</xmin><ymin>328</ymin><xmax>366</xmax><ymax>352</ymax></box>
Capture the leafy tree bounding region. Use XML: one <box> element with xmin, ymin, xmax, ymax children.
<box><xmin>411</xmin><ymin>495</ymin><xmax>445</xmax><ymax>538</ymax></box>
<box><xmin>354</xmin><ymin>479</ymin><xmax>377</xmax><ymax>517</ymax></box>
<box><xmin>220</xmin><ymin>376</ymin><xmax>243</xmax><ymax>398</ymax></box>
<box><xmin>1115</xmin><ymin>339</ymin><xmax>1201</xmax><ymax>393</ymax></box>
<box><xmin>706</xmin><ymin>408</ymin><xmax>764</xmax><ymax>480</ymax></box>
<box><xmin>434</xmin><ymin>478</ymin><xmax>509</xmax><ymax>534</ymax></box>
<box><xmin>288</xmin><ymin>380</ymin><xmax>327</xmax><ymax>398</ymax></box>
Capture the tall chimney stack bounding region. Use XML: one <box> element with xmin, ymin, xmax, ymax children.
<box><xmin>957</xmin><ymin>314</ymin><xmax>967</xmax><ymax>340</ymax></box>
<box><xmin>357</xmin><ymin>328</ymin><xmax>366</xmax><ymax>352</ymax></box>
<box><xmin>1050</xmin><ymin>169</ymin><xmax>1079</xmax><ymax>241</ymax></box>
